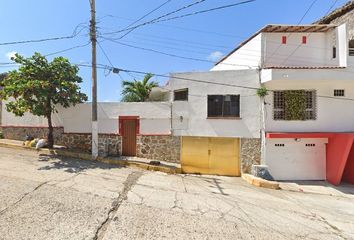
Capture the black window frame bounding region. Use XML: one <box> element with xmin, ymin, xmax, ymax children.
<box><xmin>349</xmin><ymin>39</ymin><xmax>354</xmax><ymax>56</ymax></box>
<box><xmin>174</xmin><ymin>88</ymin><xmax>188</xmax><ymax>101</ymax></box>
<box><xmin>207</xmin><ymin>94</ymin><xmax>240</xmax><ymax>118</ymax></box>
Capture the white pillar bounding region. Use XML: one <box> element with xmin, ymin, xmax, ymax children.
<box><xmin>92</xmin><ymin>121</ymin><xmax>98</xmax><ymax>160</ymax></box>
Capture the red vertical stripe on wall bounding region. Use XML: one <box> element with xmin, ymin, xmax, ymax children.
<box><xmin>302</xmin><ymin>36</ymin><xmax>307</xmax><ymax>44</ymax></box>
<box><xmin>282</xmin><ymin>36</ymin><xmax>287</xmax><ymax>44</ymax></box>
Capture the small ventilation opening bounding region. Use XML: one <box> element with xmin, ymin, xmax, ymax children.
<box><xmin>305</xmin><ymin>144</ymin><xmax>316</xmax><ymax>147</ymax></box>
<box><xmin>334</xmin><ymin>89</ymin><xmax>345</xmax><ymax>97</ymax></box>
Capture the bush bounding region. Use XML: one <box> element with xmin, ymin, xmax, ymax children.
<box><xmin>0</xmin><ymin>132</ymin><xmax>3</xmax><ymax>139</ymax></box>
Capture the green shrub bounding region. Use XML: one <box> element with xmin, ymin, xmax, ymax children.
<box><xmin>284</xmin><ymin>90</ymin><xmax>306</xmax><ymax>120</ymax></box>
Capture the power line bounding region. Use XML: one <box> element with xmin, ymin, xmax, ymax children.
<box><xmin>45</xmin><ymin>42</ymin><xmax>91</xmax><ymax>56</ymax></box>
<box><xmin>101</xmin><ymin>0</ymin><xmax>255</xmax><ymax>36</ymax></box>
<box><xmin>265</xmin><ymin>0</ymin><xmax>318</xmax><ymax>65</ymax></box>
<box><xmin>102</xmin><ymin>0</ymin><xmax>207</xmax><ymax>36</ymax></box>
<box><xmin>97</xmin><ymin>41</ymin><xmax>114</xmax><ymax>67</ymax></box>
<box><xmin>279</xmin><ymin>0</ymin><xmax>341</xmax><ymax>66</ymax></box>
<box><xmin>0</xmin><ymin>24</ymin><xmax>88</xmax><ymax>46</ymax></box>
<box><xmin>117</xmin><ymin>0</ymin><xmax>173</xmax><ymax>40</ymax></box>
<box><xmin>102</xmin><ymin>37</ymin><xmax>257</xmax><ymax>68</ymax></box>
<box><xmin>144</xmin><ymin>0</ymin><xmax>256</xmax><ymax>25</ymax></box>
<box><xmin>0</xmin><ymin>42</ymin><xmax>91</xmax><ymax>68</ymax></box>
<box><xmin>76</xmin><ymin>63</ymin><xmax>354</xmax><ymax>102</ymax></box>
<box><xmin>98</xmin><ymin>15</ymin><xmax>246</xmax><ymax>39</ymax></box>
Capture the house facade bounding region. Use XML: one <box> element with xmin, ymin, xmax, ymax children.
<box><xmin>167</xmin><ymin>70</ymin><xmax>261</xmax><ymax>175</ymax></box>
<box><xmin>211</xmin><ymin>22</ymin><xmax>354</xmax><ymax>185</ymax></box>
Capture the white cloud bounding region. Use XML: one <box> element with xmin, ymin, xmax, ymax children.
<box><xmin>6</xmin><ymin>51</ymin><xmax>17</xmax><ymax>60</ymax></box>
<box><xmin>207</xmin><ymin>51</ymin><xmax>223</xmax><ymax>61</ymax></box>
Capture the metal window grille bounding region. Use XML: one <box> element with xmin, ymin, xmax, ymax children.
<box><xmin>334</xmin><ymin>89</ymin><xmax>345</xmax><ymax>97</ymax></box>
<box><xmin>273</xmin><ymin>91</ymin><xmax>285</xmax><ymax>120</ymax></box>
<box><xmin>273</xmin><ymin>90</ymin><xmax>316</xmax><ymax>121</ymax></box>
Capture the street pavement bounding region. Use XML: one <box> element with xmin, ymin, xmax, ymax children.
<box><xmin>0</xmin><ymin>146</ymin><xmax>353</xmax><ymax>240</ymax></box>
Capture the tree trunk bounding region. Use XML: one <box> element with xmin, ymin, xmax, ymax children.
<box><xmin>47</xmin><ymin>113</ymin><xmax>54</xmax><ymax>149</ymax></box>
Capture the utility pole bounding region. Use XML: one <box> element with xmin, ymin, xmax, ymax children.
<box><xmin>90</xmin><ymin>0</ymin><xmax>98</xmax><ymax>160</ymax></box>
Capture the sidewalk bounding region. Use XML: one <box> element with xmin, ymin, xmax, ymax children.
<box><xmin>0</xmin><ymin>139</ymin><xmax>181</xmax><ymax>174</ymax></box>
<box><xmin>279</xmin><ymin>180</ymin><xmax>354</xmax><ymax>199</ymax></box>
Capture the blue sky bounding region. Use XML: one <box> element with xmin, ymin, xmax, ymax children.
<box><xmin>0</xmin><ymin>0</ymin><xmax>348</xmax><ymax>101</ymax></box>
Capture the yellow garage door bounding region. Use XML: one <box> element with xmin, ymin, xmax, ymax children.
<box><xmin>181</xmin><ymin>137</ymin><xmax>240</xmax><ymax>176</ymax></box>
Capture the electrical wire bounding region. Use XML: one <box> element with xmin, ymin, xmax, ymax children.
<box><xmin>0</xmin><ymin>23</ymin><xmax>88</xmax><ymax>46</ymax></box>
<box><xmin>265</xmin><ymin>0</ymin><xmax>319</xmax><ymax>65</ymax></box>
<box><xmin>101</xmin><ymin>0</ymin><xmax>255</xmax><ymax>36</ymax></box>
<box><xmin>102</xmin><ymin>0</ymin><xmax>207</xmax><ymax>36</ymax></box>
<box><xmin>117</xmin><ymin>0</ymin><xmax>173</xmax><ymax>40</ymax></box>
<box><xmin>75</xmin><ymin>62</ymin><xmax>354</xmax><ymax>102</ymax></box>
<box><xmin>279</xmin><ymin>0</ymin><xmax>341</xmax><ymax>66</ymax></box>
<box><xmin>101</xmin><ymin>37</ymin><xmax>257</xmax><ymax>68</ymax></box>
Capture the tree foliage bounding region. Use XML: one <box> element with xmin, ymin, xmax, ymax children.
<box><xmin>0</xmin><ymin>52</ymin><xmax>87</xmax><ymax>147</ymax></box>
<box><xmin>121</xmin><ymin>73</ymin><xmax>158</xmax><ymax>102</ymax></box>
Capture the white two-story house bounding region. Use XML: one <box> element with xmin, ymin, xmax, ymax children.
<box><xmin>168</xmin><ymin>23</ymin><xmax>354</xmax><ymax>185</ymax></box>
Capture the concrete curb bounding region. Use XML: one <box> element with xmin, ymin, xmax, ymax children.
<box><xmin>0</xmin><ymin>142</ymin><xmax>181</xmax><ymax>174</ymax></box>
<box><xmin>242</xmin><ymin>173</ymin><xmax>280</xmax><ymax>190</ymax></box>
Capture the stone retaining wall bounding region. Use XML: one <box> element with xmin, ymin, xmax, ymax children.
<box><xmin>0</xmin><ymin>126</ymin><xmax>180</xmax><ymax>163</ymax></box>
<box><xmin>137</xmin><ymin>135</ymin><xmax>181</xmax><ymax>163</ymax></box>
<box><xmin>240</xmin><ymin>138</ymin><xmax>261</xmax><ymax>173</ymax></box>
<box><xmin>0</xmin><ymin>126</ymin><xmax>64</xmax><ymax>143</ymax></box>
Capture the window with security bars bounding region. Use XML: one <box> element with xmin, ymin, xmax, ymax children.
<box><xmin>273</xmin><ymin>90</ymin><xmax>316</xmax><ymax>120</ymax></box>
<box><xmin>334</xmin><ymin>89</ymin><xmax>345</xmax><ymax>97</ymax></box>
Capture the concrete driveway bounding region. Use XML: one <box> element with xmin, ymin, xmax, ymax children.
<box><xmin>0</xmin><ymin>146</ymin><xmax>353</xmax><ymax>240</ymax></box>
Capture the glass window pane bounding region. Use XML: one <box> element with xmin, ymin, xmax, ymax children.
<box><xmin>208</xmin><ymin>95</ymin><xmax>223</xmax><ymax>117</ymax></box>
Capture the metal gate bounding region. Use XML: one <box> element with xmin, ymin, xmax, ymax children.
<box><xmin>181</xmin><ymin>137</ymin><xmax>240</xmax><ymax>176</ymax></box>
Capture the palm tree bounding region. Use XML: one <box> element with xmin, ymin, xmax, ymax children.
<box><xmin>121</xmin><ymin>73</ymin><xmax>158</xmax><ymax>102</ymax></box>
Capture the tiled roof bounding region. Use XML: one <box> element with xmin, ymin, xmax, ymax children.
<box><xmin>315</xmin><ymin>1</ymin><xmax>354</xmax><ymax>24</ymax></box>
<box><xmin>263</xmin><ymin>66</ymin><xmax>346</xmax><ymax>70</ymax></box>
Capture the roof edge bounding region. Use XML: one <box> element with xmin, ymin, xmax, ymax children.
<box><xmin>315</xmin><ymin>1</ymin><xmax>354</xmax><ymax>24</ymax></box>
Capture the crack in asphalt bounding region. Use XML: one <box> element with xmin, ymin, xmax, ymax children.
<box><xmin>0</xmin><ymin>181</ymin><xmax>48</xmax><ymax>215</ymax></box>
<box><xmin>93</xmin><ymin>171</ymin><xmax>143</xmax><ymax>240</ymax></box>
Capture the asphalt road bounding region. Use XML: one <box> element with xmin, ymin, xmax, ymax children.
<box><xmin>0</xmin><ymin>146</ymin><xmax>353</xmax><ymax>240</ymax></box>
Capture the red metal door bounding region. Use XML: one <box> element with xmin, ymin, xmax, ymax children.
<box><xmin>122</xmin><ymin>120</ymin><xmax>137</xmax><ymax>156</ymax></box>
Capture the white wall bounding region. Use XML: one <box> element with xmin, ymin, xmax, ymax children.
<box><xmin>264</xmin><ymin>79</ymin><xmax>354</xmax><ymax>132</ymax></box>
<box><xmin>263</xmin><ymin>32</ymin><xmax>336</xmax><ymax>67</ymax></box>
<box><xmin>266</xmin><ymin>138</ymin><xmax>327</xmax><ymax>180</ymax></box>
<box><xmin>59</xmin><ymin>102</ymin><xmax>171</xmax><ymax>134</ymax></box>
<box><xmin>212</xmin><ymin>24</ymin><xmax>349</xmax><ymax>70</ymax></box>
<box><xmin>1</xmin><ymin>101</ymin><xmax>62</xmax><ymax>127</ymax></box>
<box><xmin>1</xmin><ymin>102</ymin><xmax>171</xmax><ymax>135</ymax></box>
<box><xmin>211</xmin><ymin>34</ymin><xmax>262</xmax><ymax>71</ymax></box>
<box><xmin>169</xmin><ymin>70</ymin><xmax>261</xmax><ymax>138</ymax></box>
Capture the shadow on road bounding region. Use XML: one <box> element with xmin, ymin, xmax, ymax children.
<box><xmin>37</xmin><ymin>154</ymin><xmax>124</xmax><ymax>173</ymax></box>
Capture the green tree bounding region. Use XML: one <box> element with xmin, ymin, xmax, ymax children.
<box><xmin>0</xmin><ymin>53</ymin><xmax>87</xmax><ymax>148</ymax></box>
<box><xmin>121</xmin><ymin>73</ymin><xmax>158</xmax><ymax>102</ymax></box>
